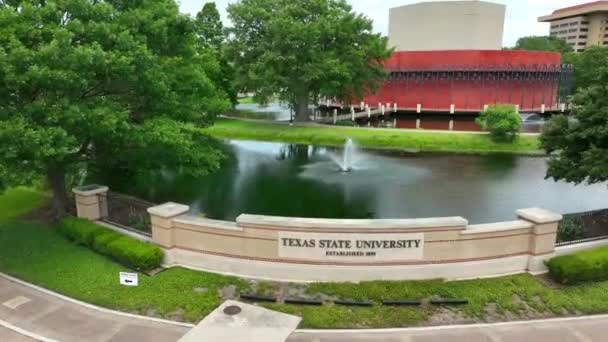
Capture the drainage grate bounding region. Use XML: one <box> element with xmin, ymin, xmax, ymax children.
<box><xmin>223</xmin><ymin>305</ymin><xmax>242</xmax><ymax>316</ymax></box>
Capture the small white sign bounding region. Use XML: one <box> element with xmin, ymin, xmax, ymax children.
<box><xmin>119</xmin><ymin>272</ymin><xmax>139</xmax><ymax>287</ymax></box>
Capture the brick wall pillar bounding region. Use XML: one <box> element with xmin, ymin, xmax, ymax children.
<box><xmin>517</xmin><ymin>208</ymin><xmax>563</xmax><ymax>273</ymax></box>
<box><xmin>72</xmin><ymin>185</ymin><xmax>109</xmax><ymax>221</ymax></box>
<box><xmin>147</xmin><ymin>203</ymin><xmax>190</xmax><ymax>249</ymax></box>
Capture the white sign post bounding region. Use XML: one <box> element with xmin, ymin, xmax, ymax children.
<box><xmin>119</xmin><ymin>272</ymin><xmax>139</xmax><ymax>287</ymax></box>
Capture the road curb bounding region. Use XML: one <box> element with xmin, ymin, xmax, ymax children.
<box><xmin>0</xmin><ymin>318</ymin><xmax>59</xmax><ymax>342</ymax></box>
<box><xmin>0</xmin><ymin>272</ymin><xmax>195</xmax><ymax>329</ymax></box>
<box><xmin>294</xmin><ymin>313</ymin><xmax>608</xmax><ymax>334</ymax></box>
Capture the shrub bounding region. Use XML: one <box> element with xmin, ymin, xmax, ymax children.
<box><xmin>547</xmin><ymin>247</ymin><xmax>608</xmax><ymax>284</ymax></box>
<box><xmin>59</xmin><ymin>218</ymin><xmax>103</xmax><ymax>246</ymax></box>
<box><xmin>92</xmin><ymin>229</ymin><xmax>122</xmax><ymax>255</ymax></box>
<box><xmin>59</xmin><ymin>217</ymin><xmax>163</xmax><ymax>271</ymax></box>
<box><xmin>107</xmin><ymin>237</ymin><xmax>164</xmax><ymax>271</ymax></box>
<box><xmin>557</xmin><ymin>216</ymin><xmax>586</xmax><ymax>243</ymax></box>
<box><xmin>476</xmin><ymin>104</ymin><xmax>521</xmax><ymax>142</ymax></box>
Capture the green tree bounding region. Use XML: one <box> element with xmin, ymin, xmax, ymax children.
<box><xmin>476</xmin><ymin>105</ymin><xmax>522</xmax><ymax>142</ymax></box>
<box><xmin>0</xmin><ymin>0</ymin><xmax>229</xmax><ymax>219</ymax></box>
<box><xmin>195</xmin><ymin>2</ymin><xmax>238</xmax><ymax>107</ymax></box>
<box><xmin>226</xmin><ymin>0</ymin><xmax>393</xmax><ymax>121</ymax></box>
<box><xmin>541</xmin><ymin>77</ymin><xmax>608</xmax><ymax>185</ymax></box>
<box><xmin>513</xmin><ymin>36</ymin><xmax>573</xmax><ymax>54</ymax></box>
<box><xmin>196</xmin><ymin>2</ymin><xmax>224</xmax><ymax>51</ymax></box>
<box><xmin>562</xmin><ymin>46</ymin><xmax>608</xmax><ymax>92</ymax></box>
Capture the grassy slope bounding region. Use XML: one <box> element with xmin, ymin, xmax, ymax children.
<box><xmin>2</xmin><ymin>189</ymin><xmax>608</xmax><ymax>328</ymax></box>
<box><xmin>206</xmin><ymin>119</ymin><xmax>542</xmax><ymax>154</ymax></box>
<box><xmin>0</xmin><ymin>187</ymin><xmax>48</xmax><ymax>222</ymax></box>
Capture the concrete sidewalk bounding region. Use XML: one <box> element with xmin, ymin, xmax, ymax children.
<box><xmin>0</xmin><ymin>276</ymin><xmax>189</xmax><ymax>342</ymax></box>
<box><xmin>288</xmin><ymin>316</ymin><xmax>608</xmax><ymax>342</ymax></box>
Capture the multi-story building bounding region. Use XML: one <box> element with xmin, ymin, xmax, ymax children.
<box><xmin>389</xmin><ymin>1</ymin><xmax>505</xmax><ymax>51</ymax></box>
<box><xmin>539</xmin><ymin>1</ymin><xmax>608</xmax><ymax>53</ymax></box>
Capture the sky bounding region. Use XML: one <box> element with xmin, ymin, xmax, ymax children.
<box><xmin>177</xmin><ymin>0</ymin><xmax>586</xmax><ymax>47</ymax></box>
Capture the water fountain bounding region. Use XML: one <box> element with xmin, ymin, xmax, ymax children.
<box><xmin>331</xmin><ymin>138</ymin><xmax>355</xmax><ymax>172</ymax></box>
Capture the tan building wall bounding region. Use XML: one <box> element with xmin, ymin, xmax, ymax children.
<box><xmin>540</xmin><ymin>2</ymin><xmax>608</xmax><ymax>52</ymax></box>
<box><xmin>388</xmin><ymin>1</ymin><xmax>506</xmax><ymax>51</ymax></box>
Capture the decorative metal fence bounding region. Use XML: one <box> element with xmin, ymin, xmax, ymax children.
<box><xmin>556</xmin><ymin>208</ymin><xmax>608</xmax><ymax>247</ymax></box>
<box><xmin>99</xmin><ymin>191</ymin><xmax>156</xmax><ymax>235</ymax></box>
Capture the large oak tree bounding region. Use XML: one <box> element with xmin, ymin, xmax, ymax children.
<box><xmin>0</xmin><ymin>0</ymin><xmax>229</xmax><ymax>218</ymax></box>
<box><xmin>226</xmin><ymin>0</ymin><xmax>393</xmax><ymax>121</ymax></box>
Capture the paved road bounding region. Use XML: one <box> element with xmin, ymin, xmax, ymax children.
<box><xmin>0</xmin><ymin>326</ymin><xmax>37</xmax><ymax>342</ymax></box>
<box><xmin>0</xmin><ymin>276</ymin><xmax>189</xmax><ymax>342</ymax></box>
<box><xmin>288</xmin><ymin>317</ymin><xmax>607</xmax><ymax>342</ymax></box>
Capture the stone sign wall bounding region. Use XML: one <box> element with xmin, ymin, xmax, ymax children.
<box><xmin>72</xmin><ymin>186</ymin><xmax>564</xmax><ymax>282</ymax></box>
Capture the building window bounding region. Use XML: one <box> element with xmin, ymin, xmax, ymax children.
<box><xmin>570</xmin><ymin>22</ymin><xmax>579</xmax><ymax>26</ymax></box>
<box><xmin>580</xmin><ymin>28</ymin><xmax>589</xmax><ymax>32</ymax></box>
<box><xmin>582</xmin><ymin>21</ymin><xmax>589</xmax><ymax>25</ymax></box>
<box><xmin>578</xmin><ymin>42</ymin><xmax>586</xmax><ymax>45</ymax></box>
<box><xmin>580</xmin><ymin>35</ymin><xmax>588</xmax><ymax>39</ymax></box>
<box><xmin>551</xmin><ymin>25</ymin><xmax>559</xmax><ymax>29</ymax></box>
<box><xmin>569</xmin><ymin>28</ymin><xmax>578</xmax><ymax>33</ymax></box>
<box><xmin>577</xmin><ymin>49</ymin><xmax>585</xmax><ymax>52</ymax></box>
<box><xmin>560</xmin><ymin>23</ymin><xmax>569</xmax><ymax>27</ymax></box>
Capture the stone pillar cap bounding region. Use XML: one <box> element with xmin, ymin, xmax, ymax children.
<box><xmin>72</xmin><ymin>185</ymin><xmax>109</xmax><ymax>196</ymax></box>
<box><xmin>517</xmin><ymin>208</ymin><xmax>563</xmax><ymax>224</ymax></box>
<box><xmin>147</xmin><ymin>202</ymin><xmax>190</xmax><ymax>218</ymax></box>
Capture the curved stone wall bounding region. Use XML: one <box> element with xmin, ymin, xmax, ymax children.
<box><xmin>72</xmin><ymin>186</ymin><xmax>563</xmax><ymax>282</ymax></box>
<box><xmin>147</xmin><ymin>202</ymin><xmax>561</xmax><ymax>282</ymax></box>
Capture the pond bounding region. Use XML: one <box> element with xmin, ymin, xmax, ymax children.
<box><xmin>109</xmin><ymin>140</ymin><xmax>608</xmax><ymax>224</ymax></box>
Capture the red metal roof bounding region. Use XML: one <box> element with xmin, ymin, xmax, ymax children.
<box><xmin>384</xmin><ymin>50</ymin><xmax>561</xmax><ymax>70</ymax></box>
<box><xmin>553</xmin><ymin>1</ymin><xmax>608</xmax><ymax>14</ymax></box>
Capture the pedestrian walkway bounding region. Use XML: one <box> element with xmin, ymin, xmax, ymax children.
<box><xmin>0</xmin><ymin>275</ymin><xmax>189</xmax><ymax>342</ymax></box>
<box><xmin>288</xmin><ymin>316</ymin><xmax>608</xmax><ymax>342</ymax></box>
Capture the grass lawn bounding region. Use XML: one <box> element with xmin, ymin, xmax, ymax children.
<box><xmin>3</xmin><ymin>189</ymin><xmax>608</xmax><ymax>328</ymax></box>
<box><xmin>237</xmin><ymin>96</ymin><xmax>256</xmax><ymax>104</ymax></box>
<box><xmin>0</xmin><ymin>187</ymin><xmax>49</xmax><ymax>222</ymax></box>
<box><xmin>206</xmin><ymin>118</ymin><xmax>542</xmax><ymax>155</ymax></box>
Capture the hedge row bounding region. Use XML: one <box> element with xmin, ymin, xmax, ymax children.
<box><xmin>59</xmin><ymin>217</ymin><xmax>163</xmax><ymax>271</ymax></box>
<box><xmin>547</xmin><ymin>247</ymin><xmax>608</xmax><ymax>284</ymax></box>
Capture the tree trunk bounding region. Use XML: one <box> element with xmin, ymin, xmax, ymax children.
<box><xmin>47</xmin><ymin>165</ymin><xmax>68</xmax><ymax>221</ymax></box>
<box><xmin>294</xmin><ymin>90</ymin><xmax>310</xmax><ymax>122</ymax></box>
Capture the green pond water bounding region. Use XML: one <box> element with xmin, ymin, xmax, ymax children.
<box><xmin>106</xmin><ymin>140</ymin><xmax>608</xmax><ymax>224</ymax></box>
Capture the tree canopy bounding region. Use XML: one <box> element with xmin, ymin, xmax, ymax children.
<box><xmin>226</xmin><ymin>0</ymin><xmax>393</xmax><ymax>121</ymax></box>
<box><xmin>562</xmin><ymin>46</ymin><xmax>608</xmax><ymax>92</ymax></box>
<box><xmin>513</xmin><ymin>36</ymin><xmax>573</xmax><ymax>54</ymax></box>
<box><xmin>541</xmin><ymin>57</ymin><xmax>608</xmax><ymax>185</ymax></box>
<box><xmin>0</xmin><ymin>0</ymin><xmax>229</xmax><ymax>218</ymax></box>
<box><xmin>195</xmin><ymin>2</ymin><xmax>238</xmax><ymax>106</ymax></box>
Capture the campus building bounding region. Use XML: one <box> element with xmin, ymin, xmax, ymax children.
<box><xmin>539</xmin><ymin>1</ymin><xmax>608</xmax><ymax>53</ymax></box>
<box><xmin>344</xmin><ymin>0</ymin><xmax>574</xmax><ymax>129</ymax></box>
<box><xmin>389</xmin><ymin>1</ymin><xmax>505</xmax><ymax>51</ymax></box>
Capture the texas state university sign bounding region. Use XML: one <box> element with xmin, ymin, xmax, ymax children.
<box><xmin>278</xmin><ymin>231</ymin><xmax>424</xmax><ymax>262</ymax></box>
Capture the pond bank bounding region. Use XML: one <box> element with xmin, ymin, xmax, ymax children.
<box><xmin>205</xmin><ymin>118</ymin><xmax>543</xmax><ymax>155</ymax></box>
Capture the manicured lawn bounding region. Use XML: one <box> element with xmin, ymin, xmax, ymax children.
<box><xmin>0</xmin><ymin>187</ymin><xmax>48</xmax><ymax>222</ymax></box>
<box><xmin>206</xmin><ymin>118</ymin><xmax>542</xmax><ymax>155</ymax></box>
<box><xmin>3</xmin><ymin>189</ymin><xmax>608</xmax><ymax>328</ymax></box>
<box><xmin>0</xmin><ymin>220</ymin><xmax>248</xmax><ymax>322</ymax></box>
